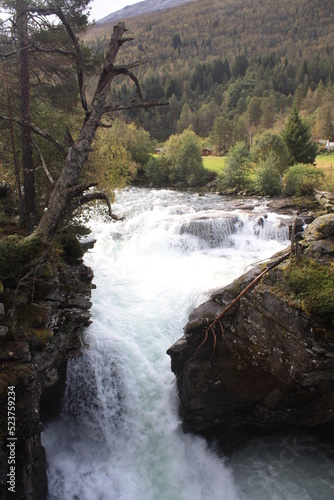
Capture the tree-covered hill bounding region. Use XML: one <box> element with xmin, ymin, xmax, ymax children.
<box><xmin>86</xmin><ymin>0</ymin><xmax>334</xmax><ymax>143</ymax></box>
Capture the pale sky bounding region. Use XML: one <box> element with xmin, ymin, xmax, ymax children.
<box><xmin>0</xmin><ymin>1</ymin><xmax>143</xmax><ymax>23</ymax></box>
<box><xmin>89</xmin><ymin>0</ymin><xmax>143</xmax><ymax>22</ymax></box>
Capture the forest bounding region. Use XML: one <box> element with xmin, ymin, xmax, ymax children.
<box><xmin>87</xmin><ymin>0</ymin><xmax>334</xmax><ymax>145</ymax></box>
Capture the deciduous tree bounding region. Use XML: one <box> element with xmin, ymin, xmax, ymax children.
<box><xmin>162</xmin><ymin>129</ymin><xmax>208</xmax><ymax>187</ymax></box>
<box><xmin>251</xmin><ymin>131</ymin><xmax>289</xmax><ymax>174</ymax></box>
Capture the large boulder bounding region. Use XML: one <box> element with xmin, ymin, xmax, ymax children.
<box><xmin>167</xmin><ymin>214</ymin><xmax>334</xmax><ymax>448</ymax></box>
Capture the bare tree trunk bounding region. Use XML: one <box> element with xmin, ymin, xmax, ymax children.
<box><xmin>17</xmin><ymin>0</ymin><xmax>35</xmax><ymax>230</ymax></box>
<box><xmin>3</xmin><ymin>62</ymin><xmax>24</xmax><ymax>222</ymax></box>
<box><xmin>35</xmin><ymin>98</ymin><xmax>105</xmax><ymax>241</ymax></box>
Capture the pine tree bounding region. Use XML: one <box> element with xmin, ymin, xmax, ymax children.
<box><xmin>282</xmin><ymin>106</ymin><xmax>318</xmax><ymax>165</ymax></box>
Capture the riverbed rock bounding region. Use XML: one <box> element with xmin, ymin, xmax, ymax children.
<box><xmin>167</xmin><ymin>214</ymin><xmax>334</xmax><ymax>449</ymax></box>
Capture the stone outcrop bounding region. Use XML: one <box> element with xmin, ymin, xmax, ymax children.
<box><xmin>167</xmin><ymin>214</ymin><xmax>334</xmax><ymax>449</ymax></box>
<box><xmin>0</xmin><ymin>257</ymin><xmax>93</xmax><ymax>499</ymax></box>
<box><xmin>314</xmin><ymin>189</ymin><xmax>334</xmax><ymax>213</ymax></box>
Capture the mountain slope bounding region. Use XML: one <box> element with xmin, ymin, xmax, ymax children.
<box><xmin>96</xmin><ymin>0</ymin><xmax>196</xmax><ymax>24</ymax></box>
<box><xmin>87</xmin><ymin>0</ymin><xmax>334</xmax><ymax>142</ymax></box>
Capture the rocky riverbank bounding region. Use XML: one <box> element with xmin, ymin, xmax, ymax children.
<box><xmin>0</xmin><ymin>255</ymin><xmax>94</xmax><ymax>499</ymax></box>
<box><xmin>167</xmin><ymin>213</ymin><xmax>334</xmax><ymax>450</ymax></box>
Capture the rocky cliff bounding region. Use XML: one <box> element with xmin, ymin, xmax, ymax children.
<box><xmin>167</xmin><ymin>214</ymin><xmax>334</xmax><ymax>449</ymax></box>
<box><xmin>0</xmin><ymin>253</ymin><xmax>93</xmax><ymax>499</ymax></box>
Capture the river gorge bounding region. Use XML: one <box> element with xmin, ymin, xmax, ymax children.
<box><xmin>41</xmin><ymin>188</ymin><xmax>334</xmax><ymax>500</ymax></box>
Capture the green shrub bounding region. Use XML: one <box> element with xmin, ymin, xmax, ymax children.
<box><xmin>255</xmin><ymin>152</ymin><xmax>282</xmax><ymax>195</ymax></box>
<box><xmin>283</xmin><ymin>163</ymin><xmax>325</xmax><ymax>196</ymax></box>
<box><xmin>251</xmin><ymin>131</ymin><xmax>289</xmax><ymax>174</ymax></box>
<box><xmin>143</xmin><ymin>156</ymin><xmax>169</xmax><ymax>186</ymax></box>
<box><xmin>57</xmin><ymin>229</ymin><xmax>83</xmax><ymax>261</ymax></box>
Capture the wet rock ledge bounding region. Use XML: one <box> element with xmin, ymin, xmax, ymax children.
<box><xmin>0</xmin><ymin>256</ymin><xmax>94</xmax><ymax>499</ymax></box>
<box><xmin>167</xmin><ymin>214</ymin><xmax>334</xmax><ymax>449</ymax></box>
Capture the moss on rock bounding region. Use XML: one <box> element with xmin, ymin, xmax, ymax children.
<box><xmin>29</xmin><ymin>328</ymin><xmax>54</xmax><ymax>349</ymax></box>
<box><xmin>0</xmin><ymin>234</ymin><xmax>42</xmax><ymax>278</ymax></box>
<box><xmin>281</xmin><ymin>256</ymin><xmax>334</xmax><ymax>320</ymax></box>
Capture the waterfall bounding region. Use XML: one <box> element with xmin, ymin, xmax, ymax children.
<box><xmin>42</xmin><ymin>188</ymin><xmax>334</xmax><ymax>500</ymax></box>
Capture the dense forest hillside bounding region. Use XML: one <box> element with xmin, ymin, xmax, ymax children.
<box><xmin>87</xmin><ymin>0</ymin><xmax>334</xmax><ymax>142</ymax></box>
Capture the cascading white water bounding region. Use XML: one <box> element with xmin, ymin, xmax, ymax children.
<box><xmin>42</xmin><ymin>188</ymin><xmax>334</xmax><ymax>500</ymax></box>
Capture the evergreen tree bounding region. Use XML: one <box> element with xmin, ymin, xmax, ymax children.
<box><xmin>220</xmin><ymin>141</ymin><xmax>250</xmax><ymax>190</ymax></box>
<box><xmin>231</xmin><ymin>54</ymin><xmax>249</xmax><ymax>78</ymax></box>
<box><xmin>282</xmin><ymin>106</ymin><xmax>318</xmax><ymax>165</ymax></box>
<box><xmin>0</xmin><ymin>0</ymin><xmax>92</xmax><ymax>229</ymax></box>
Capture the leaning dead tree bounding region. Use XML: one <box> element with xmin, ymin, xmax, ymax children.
<box><xmin>1</xmin><ymin>5</ymin><xmax>165</xmax><ymax>244</ymax></box>
<box><xmin>34</xmin><ymin>19</ymin><xmax>165</xmax><ymax>242</ymax></box>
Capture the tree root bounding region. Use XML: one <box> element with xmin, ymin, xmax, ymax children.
<box><xmin>195</xmin><ymin>250</ymin><xmax>291</xmax><ymax>367</ymax></box>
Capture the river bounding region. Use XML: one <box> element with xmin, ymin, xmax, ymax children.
<box><xmin>42</xmin><ymin>188</ymin><xmax>334</xmax><ymax>500</ymax></box>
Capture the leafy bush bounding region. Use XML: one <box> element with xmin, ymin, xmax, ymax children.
<box><xmin>143</xmin><ymin>156</ymin><xmax>169</xmax><ymax>186</ymax></box>
<box><xmin>255</xmin><ymin>152</ymin><xmax>282</xmax><ymax>195</ymax></box>
<box><xmin>57</xmin><ymin>228</ymin><xmax>83</xmax><ymax>262</ymax></box>
<box><xmin>251</xmin><ymin>131</ymin><xmax>289</xmax><ymax>174</ymax></box>
<box><xmin>282</xmin><ymin>163</ymin><xmax>325</xmax><ymax>195</ymax></box>
<box><xmin>162</xmin><ymin>129</ymin><xmax>209</xmax><ymax>187</ymax></box>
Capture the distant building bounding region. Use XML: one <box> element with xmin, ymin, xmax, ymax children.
<box><xmin>201</xmin><ymin>148</ymin><xmax>213</xmax><ymax>156</ymax></box>
<box><xmin>317</xmin><ymin>139</ymin><xmax>334</xmax><ymax>151</ymax></box>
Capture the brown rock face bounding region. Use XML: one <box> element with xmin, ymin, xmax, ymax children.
<box><xmin>167</xmin><ymin>214</ymin><xmax>334</xmax><ymax>448</ymax></box>
<box><xmin>0</xmin><ymin>259</ymin><xmax>94</xmax><ymax>499</ymax></box>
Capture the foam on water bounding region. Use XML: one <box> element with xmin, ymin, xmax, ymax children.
<box><xmin>42</xmin><ymin>188</ymin><xmax>333</xmax><ymax>500</ymax></box>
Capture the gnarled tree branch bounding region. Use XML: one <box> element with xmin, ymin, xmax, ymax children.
<box><xmin>196</xmin><ymin>250</ymin><xmax>292</xmax><ymax>365</ymax></box>
<box><xmin>103</xmin><ymin>100</ymin><xmax>168</xmax><ymax>114</ymax></box>
<box><xmin>33</xmin><ymin>22</ymin><xmax>166</xmax><ymax>242</ymax></box>
<box><xmin>67</xmin><ymin>190</ymin><xmax>124</xmax><ymax>220</ymax></box>
<box><xmin>92</xmin><ymin>24</ymin><xmax>131</xmax><ymax>102</ymax></box>
<box><xmin>30</xmin><ymin>42</ymin><xmax>76</xmax><ymax>58</ymax></box>
<box><xmin>0</xmin><ymin>43</ymin><xmax>34</xmax><ymax>58</ymax></box>
<box><xmin>0</xmin><ymin>114</ymin><xmax>66</xmax><ymax>157</ymax></box>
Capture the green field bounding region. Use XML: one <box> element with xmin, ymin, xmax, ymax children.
<box><xmin>316</xmin><ymin>151</ymin><xmax>334</xmax><ymax>169</ymax></box>
<box><xmin>204</xmin><ymin>152</ymin><xmax>334</xmax><ymax>176</ymax></box>
<box><xmin>316</xmin><ymin>152</ymin><xmax>334</xmax><ymax>187</ymax></box>
<box><xmin>202</xmin><ymin>156</ymin><xmax>226</xmax><ymax>174</ymax></box>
